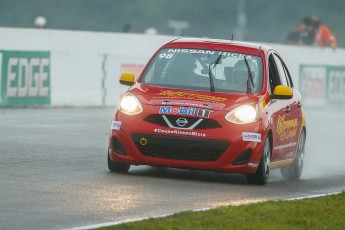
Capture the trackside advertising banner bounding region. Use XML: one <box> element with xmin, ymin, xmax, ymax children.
<box><xmin>0</xmin><ymin>50</ymin><xmax>50</xmax><ymax>106</ymax></box>
<box><xmin>300</xmin><ymin>65</ymin><xmax>345</xmax><ymax>106</ymax></box>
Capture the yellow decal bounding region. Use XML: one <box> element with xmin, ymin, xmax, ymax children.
<box><xmin>261</xmin><ymin>100</ymin><xmax>266</xmax><ymax>108</ymax></box>
<box><xmin>276</xmin><ymin>114</ymin><xmax>298</xmax><ymax>141</ymax></box>
<box><xmin>260</xmin><ymin>94</ymin><xmax>269</xmax><ymax>112</ymax></box>
<box><xmin>155</xmin><ymin>91</ymin><xmax>227</xmax><ymax>103</ymax></box>
<box><xmin>260</xmin><ymin>100</ymin><xmax>267</xmax><ymax>112</ymax></box>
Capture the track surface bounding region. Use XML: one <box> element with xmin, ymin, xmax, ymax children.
<box><xmin>0</xmin><ymin>107</ymin><xmax>345</xmax><ymax>230</ymax></box>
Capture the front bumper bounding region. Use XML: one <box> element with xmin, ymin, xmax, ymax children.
<box><xmin>108</xmin><ymin>111</ymin><xmax>266</xmax><ymax>174</ymax></box>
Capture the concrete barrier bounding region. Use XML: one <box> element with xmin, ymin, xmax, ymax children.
<box><xmin>0</xmin><ymin>27</ymin><xmax>344</xmax><ymax>107</ymax></box>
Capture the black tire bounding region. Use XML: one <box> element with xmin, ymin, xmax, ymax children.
<box><xmin>107</xmin><ymin>152</ymin><xmax>130</xmax><ymax>173</ymax></box>
<box><xmin>246</xmin><ymin>137</ymin><xmax>271</xmax><ymax>185</ymax></box>
<box><xmin>280</xmin><ymin>130</ymin><xmax>306</xmax><ymax>180</ymax></box>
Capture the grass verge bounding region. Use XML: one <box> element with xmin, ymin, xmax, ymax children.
<box><xmin>98</xmin><ymin>192</ymin><xmax>345</xmax><ymax>230</ymax></box>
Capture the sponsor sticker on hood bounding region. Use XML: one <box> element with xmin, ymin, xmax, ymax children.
<box><xmin>155</xmin><ymin>91</ymin><xmax>227</xmax><ymax>103</ymax></box>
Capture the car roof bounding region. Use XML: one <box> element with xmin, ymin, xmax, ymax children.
<box><xmin>163</xmin><ymin>38</ymin><xmax>273</xmax><ymax>56</ymax></box>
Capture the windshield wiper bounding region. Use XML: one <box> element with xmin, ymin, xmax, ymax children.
<box><xmin>244</xmin><ymin>56</ymin><xmax>255</xmax><ymax>93</ymax></box>
<box><xmin>208</xmin><ymin>54</ymin><xmax>222</xmax><ymax>92</ymax></box>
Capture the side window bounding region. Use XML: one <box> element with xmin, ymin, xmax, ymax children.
<box><xmin>281</xmin><ymin>59</ymin><xmax>294</xmax><ymax>88</ymax></box>
<box><xmin>273</xmin><ymin>54</ymin><xmax>293</xmax><ymax>88</ymax></box>
<box><xmin>268</xmin><ymin>54</ymin><xmax>281</xmax><ymax>94</ymax></box>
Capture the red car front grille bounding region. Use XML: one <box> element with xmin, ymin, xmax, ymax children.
<box><xmin>132</xmin><ymin>133</ymin><xmax>229</xmax><ymax>162</ymax></box>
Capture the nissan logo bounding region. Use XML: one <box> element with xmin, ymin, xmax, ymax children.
<box><xmin>176</xmin><ymin>117</ymin><xmax>188</xmax><ymax>127</ymax></box>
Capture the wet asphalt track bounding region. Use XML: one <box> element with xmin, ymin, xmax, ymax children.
<box><xmin>0</xmin><ymin>107</ymin><xmax>345</xmax><ymax>230</ymax></box>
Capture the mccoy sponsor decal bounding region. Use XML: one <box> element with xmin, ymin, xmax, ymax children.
<box><xmin>276</xmin><ymin>114</ymin><xmax>298</xmax><ymax>141</ymax></box>
<box><xmin>159</xmin><ymin>106</ymin><xmax>211</xmax><ymax>118</ymax></box>
<box><xmin>155</xmin><ymin>91</ymin><xmax>227</xmax><ymax>103</ymax></box>
<box><xmin>0</xmin><ymin>50</ymin><xmax>50</xmax><ymax>106</ymax></box>
<box><xmin>154</xmin><ymin>128</ymin><xmax>206</xmax><ymax>137</ymax></box>
<box><xmin>242</xmin><ymin>132</ymin><xmax>261</xmax><ymax>142</ymax></box>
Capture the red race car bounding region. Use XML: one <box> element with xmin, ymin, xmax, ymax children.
<box><xmin>108</xmin><ymin>38</ymin><xmax>306</xmax><ymax>185</ymax></box>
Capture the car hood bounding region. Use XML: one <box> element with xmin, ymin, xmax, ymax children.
<box><xmin>130</xmin><ymin>84</ymin><xmax>261</xmax><ymax>111</ymax></box>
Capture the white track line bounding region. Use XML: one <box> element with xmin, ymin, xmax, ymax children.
<box><xmin>63</xmin><ymin>213</ymin><xmax>174</xmax><ymax>230</ymax></box>
<box><xmin>64</xmin><ymin>191</ymin><xmax>343</xmax><ymax>230</ymax></box>
<box><xmin>285</xmin><ymin>191</ymin><xmax>342</xmax><ymax>201</ymax></box>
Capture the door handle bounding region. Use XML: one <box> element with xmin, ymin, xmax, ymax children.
<box><xmin>286</xmin><ymin>106</ymin><xmax>291</xmax><ymax>113</ymax></box>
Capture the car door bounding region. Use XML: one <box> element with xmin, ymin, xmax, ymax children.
<box><xmin>267</xmin><ymin>52</ymin><xmax>295</xmax><ymax>162</ymax></box>
<box><xmin>273</xmin><ymin>54</ymin><xmax>303</xmax><ymax>159</ymax></box>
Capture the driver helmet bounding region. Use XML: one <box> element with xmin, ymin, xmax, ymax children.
<box><xmin>233</xmin><ymin>58</ymin><xmax>256</xmax><ymax>84</ymax></box>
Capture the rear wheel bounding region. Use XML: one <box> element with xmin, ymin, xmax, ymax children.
<box><xmin>280</xmin><ymin>130</ymin><xmax>306</xmax><ymax>180</ymax></box>
<box><xmin>246</xmin><ymin>137</ymin><xmax>271</xmax><ymax>185</ymax></box>
<box><xmin>107</xmin><ymin>152</ymin><xmax>130</xmax><ymax>173</ymax></box>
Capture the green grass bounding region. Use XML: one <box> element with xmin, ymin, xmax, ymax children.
<box><xmin>99</xmin><ymin>192</ymin><xmax>345</xmax><ymax>230</ymax></box>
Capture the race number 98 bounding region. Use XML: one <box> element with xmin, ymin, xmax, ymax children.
<box><xmin>159</xmin><ymin>53</ymin><xmax>174</xmax><ymax>59</ymax></box>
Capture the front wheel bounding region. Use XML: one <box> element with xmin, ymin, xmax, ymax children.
<box><xmin>246</xmin><ymin>137</ymin><xmax>271</xmax><ymax>185</ymax></box>
<box><xmin>280</xmin><ymin>130</ymin><xmax>306</xmax><ymax>180</ymax></box>
<box><xmin>107</xmin><ymin>152</ymin><xmax>130</xmax><ymax>173</ymax></box>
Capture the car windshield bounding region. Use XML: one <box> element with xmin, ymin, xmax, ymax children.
<box><xmin>139</xmin><ymin>48</ymin><xmax>263</xmax><ymax>93</ymax></box>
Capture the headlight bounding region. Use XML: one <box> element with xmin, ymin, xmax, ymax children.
<box><xmin>225</xmin><ymin>104</ymin><xmax>258</xmax><ymax>124</ymax></box>
<box><xmin>118</xmin><ymin>92</ymin><xmax>143</xmax><ymax>115</ymax></box>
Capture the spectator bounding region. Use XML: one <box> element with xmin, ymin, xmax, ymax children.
<box><xmin>311</xmin><ymin>15</ymin><xmax>337</xmax><ymax>48</ymax></box>
<box><xmin>123</xmin><ymin>23</ymin><xmax>133</xmax><ymax>33</ymax></box>
<box><xmin>285</xmin><ymin>22</ymin><xmax>307</xmax><ymax>45</ymax></box>
<box><xmin>302</xmin><ymin>17</ymin><xmax>316</xmax><ymax>45</ymax></box>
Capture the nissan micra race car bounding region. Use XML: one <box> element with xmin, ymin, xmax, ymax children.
<box><xmin>108</xmin><ymin>38</ymin><xmax>306</xmax><ymax>185</ymax></box>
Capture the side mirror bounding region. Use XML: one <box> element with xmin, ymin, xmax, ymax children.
<box><xmin>119</xmin><ymin>72</ymin><xmax>135</xmax><ymax>86</ymax></box>
<box><xmin>271</xmin><ymin>85</ymin><xmax>293</xmax><ymax>100</ymax></box>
